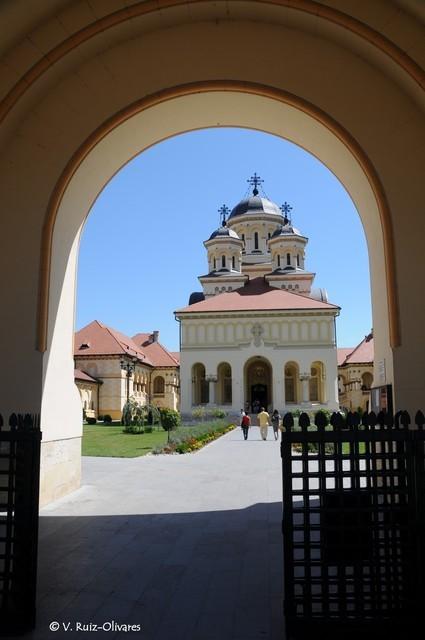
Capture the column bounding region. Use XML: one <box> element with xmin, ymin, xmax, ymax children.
<box><xmin>206</xmin><ymin>375</ymin><xmax>217</xmax><ymax>405</ymax></box>
<box><xmin>300</xmin><ymin>374</ymin><xmax>310</xmax><ymax>403</ymax></box>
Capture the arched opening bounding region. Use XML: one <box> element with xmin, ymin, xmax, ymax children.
<box><xmin>362</xmin><ymin>372</ymin><xmax>373</xmax><ymax>391</ymax></box>
<box><xmin>284</xmin><ymin>362</ymin><xmax>300</xmax><ymax>405</ymax></box>
<box><xmin>191</xmin><ymin>363</ymin><xmax>208</xmax><ymax>406</ymax></box>
<box><xmin>244</xmin><ymin>357</ymin><xmax>273</xmax><ymax>413</ymax></box>
<box><xmin>309</xmin><ymin>361</ymin><xmax>325</xmax><ymax>404</ymax></box>
<box><xmin>34</xmin><ymin>85</ymin><xmax>401</xmax><ymax>502</ymax></box>
<box><xmin>216</xmin><ymin>362</ymin><xmax>232</xmax><ymax>405</ymax></box>
<box><xmin>153</xmin><ymin>376</ymin><xmax>165</xmax><ymax>396</ymax></box>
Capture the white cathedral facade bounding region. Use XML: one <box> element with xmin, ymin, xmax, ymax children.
<box><xmin>175</xmin><ymin>176</ymin><xmax>340</xmax><ymax>416</ymax></box>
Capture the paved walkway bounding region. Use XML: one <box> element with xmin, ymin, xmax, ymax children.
<box><xmin>29</xmin><ymin>426</ymin><xmax>284</xmax><ymax>640</ymax></box>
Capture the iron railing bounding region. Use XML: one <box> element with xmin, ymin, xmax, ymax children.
<box><xmin>281</xmin><ymin>409</ymin><xmax>425</xmax><ymax>639</ymax></box>
<box><xmin>0</xmin><ymin>413</ymin><xmax>41</xmax><ymax>636</ymax></box>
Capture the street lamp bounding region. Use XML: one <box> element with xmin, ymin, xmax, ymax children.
<box><xmin>120</xmin><ymin>357</ymin><xmax>137</xmax><ymax>401</ymax></box>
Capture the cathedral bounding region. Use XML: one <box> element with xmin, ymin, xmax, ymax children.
<box><xmin>175</xmin><ymin>175</ymin><xmax>340</xmax><ymax>416</ymax></box>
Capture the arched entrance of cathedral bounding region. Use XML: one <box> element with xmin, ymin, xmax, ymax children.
<box><xmin>245</xmin><ymin>357</ymin><xmax>273</xmax><ymax>413</ymax></box>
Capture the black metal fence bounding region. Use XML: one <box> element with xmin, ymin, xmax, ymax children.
<box><xmin>281</xmin><ymin>409</ymin><xmax>425</xmax><ymax>640</ymax></box>
<box><xmin>0</xmin><ymin>413</ymin><xmax>41</xmax><ymax>636</ymax></box>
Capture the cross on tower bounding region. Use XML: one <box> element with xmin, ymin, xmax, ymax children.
<box><xmin>218</xmin><ymin>204</ymin><xmax>230</xmax><ymax>226</ymax></box>
<box><xmin>247</xmin><ymin>173</ymin><xmax>264</xmax><ymax>196</ymax></box>
<box><xmin>280</xmin><ymin>201</ymin><xmax>293</xmax><ymax>225</ymax></box>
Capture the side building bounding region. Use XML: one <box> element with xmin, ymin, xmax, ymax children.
<box><xmin>175</xmin><ymin>176</ymin><xmax>340</xmax><ymax>417</ymax></box>
<box><xmin>74</xmin><ymin>320</ymin><xmax>180</xmax><ymax>419</ymax></box>
<box><xmin>338</xmin><ymin>332</ymin><xmax>374</xmax><ymax>412</ymax></box>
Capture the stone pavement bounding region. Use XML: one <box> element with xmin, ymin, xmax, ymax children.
<box><xmin>28</xmin><ymin>425</ymin><xmax>284</xmax><ymax>640</ymax></box>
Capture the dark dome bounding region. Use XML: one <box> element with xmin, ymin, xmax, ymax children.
<box><xmin>228</xmin><ymin>195</ymin><xmax>282</xmax><ymax>219</ymax></box>
<box><xmin>188</xmin><ymin>292</ymin><xmax>205</xmax><ymax>305</ymax></box>
<box><xmin>271</xmin><ymin>223</ymin><xmax>302</xmax><ymax>238</ymax></box>
<box><xmin>208</xmin><ymin>226</ymin><xmax>240</xmax><ymax>241</ymax></box>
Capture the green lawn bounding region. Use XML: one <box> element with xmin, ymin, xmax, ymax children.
<box><xmin>82</xmin><ymin>425</ymin><xmax>168</xmax><ymax>457</ymax></box>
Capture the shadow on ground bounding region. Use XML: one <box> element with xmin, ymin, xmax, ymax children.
<box><xmin>28</xmin><ymin>502</ymin><xmax>283</xmax><ymax>640</ymax></box>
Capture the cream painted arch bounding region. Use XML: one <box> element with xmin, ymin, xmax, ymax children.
<box><xmin>41</xmin><ymin>84</ymin><xmax>397</xmax><ymax>443</ymax></box>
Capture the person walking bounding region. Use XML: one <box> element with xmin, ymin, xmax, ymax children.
<box><xmin>257</xmin><ymin>407</ymin><xmax>270</xmax><ymax>441</ymax></box>
<box><xmin>271</xmin><ymin>409</ymin><xmax>281</xmax><ymax>440</ymax></box>
<box><xmin>240</xmin><ymin>411</ymin><xmax>251</xmax><ymax>440</ymax></box>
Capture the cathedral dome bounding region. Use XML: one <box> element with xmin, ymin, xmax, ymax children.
<box><xmin>208</xmin><ymin>226</ymin><xmax>240</xmax><ymax>240</ymax></box>
<box><xmin>228</xmin><ymin>195</ymin><xmax>282</xmax><ymax>220</ymax></box>
<box><xmin>271</xmin><ymin>223</ymin><xmax>302</xmax><ymax>238</ymax></box>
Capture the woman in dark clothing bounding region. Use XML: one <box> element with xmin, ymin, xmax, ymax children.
<box><xmin>271</xmin><ymin>409</ymin><xmax>281</xmax><ymax>440</ymax></box>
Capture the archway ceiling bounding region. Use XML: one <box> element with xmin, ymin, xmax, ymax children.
<box><xmin>0</xmin><ymin>0</ymin><xmax>423</xmax><ymax>132</ymax></box>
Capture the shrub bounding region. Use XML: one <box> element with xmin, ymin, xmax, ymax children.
<box><xmin>123</xmin><ymin>424</ymin><xmax>144</xmax><ymax>434</ymax></box>
<box><xmin>97</xmin><ymin>414</ymin><xmax>104</xmax><ymax>421</ymax></box>
<box><xmin>144</xmin><ymin>425</ymin><xmax>153</xmax><ymax>433</ymax></box>
<box><xmin>191</xmin><ymin>407</ymin><xmax>206</xmax><ymax>421</ymax></box>
<box><xmin>87</xmin><ymin>417</ymin><xmax>97</xmax><ymax>425</ymax></box>
<box><xmin>209</xmin><ymin>408</ymin><xmax>227</xmax><ymax>419</ymax></box>
<box><xmin>103</xmin><ymin>414</ymin><xmax>112</xmax><ymax>424</ymax></box>
<box><xmin>160</xmin><ymin>408</ymin><xmax>181</xmax><ymax>431</ymax></box>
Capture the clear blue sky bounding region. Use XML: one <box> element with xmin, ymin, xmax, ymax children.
<box><xmin>76</xmin><ymin>128</ymin><xmax>372</xmax><ymax>351</ymax></box>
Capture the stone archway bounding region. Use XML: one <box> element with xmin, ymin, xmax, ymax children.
<box><xmin>245</xmin><ymin>357</ymin><xmax>273</xmax><ymax>413</ymax></box>
<box><xmin>0</xmin><ymin>1</ymin><xmax>423</xmax><ymax>504</ymax></box>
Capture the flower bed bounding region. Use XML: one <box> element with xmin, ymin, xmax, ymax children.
<box><xmin>152</xmin><ymin>419</ymin><xmax>235</xmax><ymax>454</ymax></box>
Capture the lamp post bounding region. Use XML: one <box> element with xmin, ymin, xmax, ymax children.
<box><xmin>120</xmin><ymin>357</ymin><xmax>137</xmax><ymax>401</ymax></box>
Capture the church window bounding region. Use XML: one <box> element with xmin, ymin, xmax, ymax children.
<box><xmin>153</xmin><ymin>376</ymin><xmax>165</xmax><ymax>395</ymax></box>
<box><xmin>254</xmin><ymin>232</ymin><xmax>259</xmax><ymax>250</ymax></box>
<box><xmin>277</xmin><ymin>255</ymin><xmax>281</xmax><ymax>267</ymax></box>
<box><xmin>218</xmin><ymin>362</ymin><xmax>232</xmax><ymax>404</ymax></box>
<box><xmin>213</xmin><ymin>257</ymin><xmax>216</xmax><ymax>270</ymax></box>
<box><xmin>232</xmin><ymin>256</ymin><xmax>235</xmax><ymax>270</ymax></box>
<box><xmin>297</xmin><ymin>254</ymin><xmax>300</xmax><ymax>267</ymax></box>
<box><xmin>285</xmin><ymin>364</ymin><xmax>298</xmax><ymax>403</ymax></box>
<box><xmin>309</xmin><ymin>363</ymin><xmax>323</xmax><ymax>402</ymax></box>
<box><xmin>221</xmin><ymin>255</ymin><xmax>226</xmax><ymax>268</ymax></box>
<box><xmin>287</xmin><ymin>253</ymin><xmax>291</xmax><ymax>265</ymax></box>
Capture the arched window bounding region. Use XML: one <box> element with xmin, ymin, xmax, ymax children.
<box><xmin>221</xmin><ymin>255</ymin><xmax>226</xmax><ymax>268</ymax></box>
<box><xmin>192</xmin><ymin>363</ymin><xmax>208</xmax><ymax>405</ymax></box>
<box><xmin>153</xmin><ymin>376</ymin><xmax>165</xmax><ymax>395</ymax></box>
<box><xmin>285</xmin><ymin>363</ymin><xmax>298</xmax><ymax>403</ymax></box>
<box><xmin>217</xmin><ymin>362</ymin><xmax>232</xmax><ymax>405</ymax></box>
<box><xmin>361</xmin><ymin>372</ymin><xmax>373</xmax><ymax>390</ymax></box>
<box><xmin>232</xmin><ymin>256</ymin><xmax>235</xmax><ymax>270</ymax></box>
<box><xmin>286</xmin><ymin>253</ymin><xmax>291</xmax><ymax>265</ymax></box>
<box><xmin>309</xmin><ymin>362</ymin><xmax>324</xmax><ymax>402</ymax></box>
<box><xmin>277</xmin><ymin>254</ymin><xmax>281</xmax><ymax>267</ymax></box>
<box><xmin>213</xmin><ymin>257</ymin><xmax>216</xmax><ymax>270</ymax></box>
<box><xmin>254</xmin><ymin>232</ymin><xmax>259</xmax><ymax>250</ymax></box>
<box><xmin>297</xmin><ymin>254</ymin><xmax>300</xmax><ymax>267</ymax></box>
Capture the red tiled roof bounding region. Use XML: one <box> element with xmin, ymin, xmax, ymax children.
<box><xmin>170</xmin><ymin>352</ymin><xmax>180</xmax><ymax>364</ymax></box>
<box><xmin>337</xmin><ymin>348</ymin><xmax>354</xmax><ymax>366</ymax></box>
<box><xmin>132</xmin><ymin>333</ymin><xmax>180</xmax><ymax>367</ymax></box>
<box><xmin>74</xmin><ymin>320</ymin><xmax>153</xmax><ymax>365</ymax></box>
<box><xmin>74</xmin><ymin>369</ymin><xmax>100</xmax><ymax>383</ymax></box>
<box><xmin>339</xmin><ymin>334</ymin><xmax>374</xmax><ymax>366</ymax></box>
<box><xmin>176</xmin><ymin>278</ymin><xmax>339</xmax><ymax>314</ymax></box>
<box><xmin>345</xmin><ymin>334</ymin><xmax>374</xmax><ymax>364</ymax></box>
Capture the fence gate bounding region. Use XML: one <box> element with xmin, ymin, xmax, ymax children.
<box><xmin>0</xmin><ymin>413</ymin><xmax>41</xmax><ymax>636</ymax></box>
<box><xmin>281</xmin><ymin>410</ymin><xmax>425</xmax><ymax>640</ymax></box>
